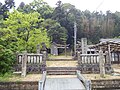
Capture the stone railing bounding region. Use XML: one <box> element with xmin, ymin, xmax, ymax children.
<box><xmin>78</xmin><ymin>54</ymin><xmax>100</xmax><ymax>64</ymax></box>
<box><xmin>14</xmin><ymin>51</ymin><xmax>47</xmax><ymax>76</ymax></box>
<box><xmin>77</xmin><ymin>50</ymin><xmax>112</xmax><ymax>74</ymax></box>
<box><xmin>76</xmin><ymin>70</ymin><xmax>91</xmax><ymax>90</ymax></box>
<box><xmin>38</xmin><ymin>71</ymin><xmax>46</xmax><ymax>90</ymax></box>
<box><xmin>17</xmin><ymin>53</ymin><xmax>43</xmax><ymax>64</ymax></box>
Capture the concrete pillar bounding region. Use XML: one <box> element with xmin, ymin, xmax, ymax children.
<box><xmin>105</xmin><ymin>51</ymin><xmax>110</xmax><ymax>64</ymax></box>
<box><xmin>81</xmin><ymin>38</ymin><xmax>87</xmax><ymax>54</ymax></box>
<box><xmin>41</xmin><ymin>51</ymin><xmax>46</xmax><ymax>72</ymax></box>
<box><xmin>36</xmin><ymin>44</ymin><xmax>40</xmax><ymax>54</ymax></box>
<box><xmin>108</xmin><ymin>44</ymin><xmax>112</xmax><ymax>65</ymax></box>
<box><xmin>78</xmin><ymin>52</ymin><xmax>81</xmax><ymax>65</ymax></box>
<box><xmin>99</xmin><ymin>49</ymin><xmax>105</xmax><ymax>77</ymax></box>
<box><xmin>74</xmin><ymin>22</ymin><xmax>77</xmax><ymax>56</ymax></box>
<box><xmin>65</xmin><ymin>44</ymin><xmax>67</xmax><ymax>57</ymax></box>
<box><xmin>21</xmin><ymin>51</ymin><xmax>27</xmax><ymax>77</ymax></box>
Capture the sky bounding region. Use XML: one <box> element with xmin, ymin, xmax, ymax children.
<box><xmin>1</xmin><ymin>0</ymin><xmax>120</xmax><ymax>13</ymax></box>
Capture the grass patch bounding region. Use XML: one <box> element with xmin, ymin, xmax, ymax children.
<box><xmin>0</xmin><ymin>73</ymin><xmax>42</xmax><ymax>82</ymax></box>
<box><xmin>83</xmin><ymin>74</ymin><xmax>120</xmax><ymax>80</ymax></box>
<box><xmin>0</xmin><ymin>73</ymin><xmax>15</xmax><ymax>82</ymax></box>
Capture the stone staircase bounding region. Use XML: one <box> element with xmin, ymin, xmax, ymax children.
<box><xmin>46</xmin><ymin>57</ymin><xmax>78</xmax><ymax>75</ymax></box>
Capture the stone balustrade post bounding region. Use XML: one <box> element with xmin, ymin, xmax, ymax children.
<box><xmin>78</xmin><ymin>52</ymin><xmax>81</xmax><ymax>65</ymax></box>
<box><xmin>41</xmin><ymin>51</ymin><xmax>46</xmax><ymax>72</ymax></box>
<box><xmin>99</xmin><ymin>49</ymin><xmax>105</xmax><ymax>77</ymax></box>
<box><xmin>37</xmin><ymin>44</ymin><xmax>40</xmax><ymax>54</ymax></box>
<box><xmin>21</xmin><ymin>51</ymin><xmax>27</xmax><ymax>77</ymax></box>
<box><xmin>105</xmin><ymin>51</ymin><xmax>110</xmax><ymax>64</ymax></box>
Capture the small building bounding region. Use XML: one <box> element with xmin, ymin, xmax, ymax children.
<box><xmin>51</xmin><ymin>42</ymin><xmax>58</xmax><ymax>55</ymax></box>
<box><xmin>100</xmin><ymin>38</ymin><xmax>120</xmax><ymax>43</ymax></box>
<box><xmin>89</xmin><ymin>38</ymin><xmax>120</xmax><ymax>64</ymax></box>
<box><xmin>50</xmin><ymin>42</ymin><xmax>69</xmax><ymax>56</ymax></box>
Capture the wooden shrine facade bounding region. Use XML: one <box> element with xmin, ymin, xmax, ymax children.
<box><xmin>89</xmin><ymin>39</ymin><xmax>120</xmax><ymax>64</ymax></box>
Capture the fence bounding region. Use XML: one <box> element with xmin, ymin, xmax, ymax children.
<box><xmin>77</xmin><ymin>70</ymin><xmax>91</xmax><ymax>90</ymax></box>
<box><xmin>17</xmin><ymin>53</ymin><xmax>43</xmax><ymax>64</ymax></box>
<box><xmin>77</xmin><ymin>51</ymin><xmax>112</xmax><ymax>74</ymax></box>
<box><xmin>38</xmin><ymin>71</ymin><xmax>46</xmax><ymax>90</ymax></box>
<box><xmin>79</xmin><ymin>54</ymin><xmax>99</xmax><ymax>64</ymax></box>
<box><xmin>14</xmin><ymin>51</ymin><xmax>46</xmax><ymax>74</ymax></box>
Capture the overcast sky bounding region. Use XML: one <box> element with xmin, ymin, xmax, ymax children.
<box><xmin>1</xmin><ymin>0</ymin><xmax>120</xmax><ymax>13</ymax></box>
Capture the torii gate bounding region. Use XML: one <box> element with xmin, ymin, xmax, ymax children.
<box><xmin>51</xmin><ymin>42</ymin><xmax>69</xmax><ymax>56</ymax></box>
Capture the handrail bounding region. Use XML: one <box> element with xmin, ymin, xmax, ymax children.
<box><xmin>80</xmin><ymin>54</ymin><xmax>99</xmax><ymax>56</ymax></box>
<box><xmin>38</xmin><ymin>71</ymin><xmax>46</xmax><ymax>90</ymax></box>
<box><xmin>76</xmin><ymin>70</ymin><xmax>91</xmax><ymax>90</ymax></box>
<box><xmin>18</xmin><ymin>53</ymin><xmax>43</xmax><ymax>56</ymax></box>
<box><xmin>17</xmin><ymin>53</ymin><xmax>43</xmax><ymax>64</ymax></box>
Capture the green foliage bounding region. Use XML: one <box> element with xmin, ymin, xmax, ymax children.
<box><xmin>0</xmin><ymin>72</ymin><xmax>15</xmax><ymax>81</ymax></box>
<box><xmin>17</xmin><ymin>0</ymin><xmax>53</xmax><ymax>19</ymax></box>
<box><xmin>3</xmin><ymin>10</ymin><xmax>50</xmax><ymax>52</ymax></box>
<box><xmin>41</xmin><ymin>19</ymin><xmax>68</xmax><ymax>44</ymax></box>
<box><xmin>31</xmin><ymin>0</ymin><xmax>53</xmax><ymax>19</ymax></box>
<box><xmin>0</xmin><ymin>45</ymin><xmax>15</xmax><ymax>74</ymax></box>
<box><xmin>0</xmin><ymin>0</ymin><xmax>15</xmax><ymax>19</ymax></box>
<box><xmin>0</xmin><ymin>9</ymin><xmax>50</xmax><ymax>74</ymax></box>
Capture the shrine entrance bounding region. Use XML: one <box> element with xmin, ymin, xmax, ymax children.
<box><xmin>50</xmin><ymin>42</ymin><xmax>70</xmax><ymax>56</ymax></box>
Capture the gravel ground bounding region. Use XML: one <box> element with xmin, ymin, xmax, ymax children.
<box><xmin>46</xmin><ymin>61</ymin><xmax>78</xmax><ymax>67</ymax></box>
<box><xmin>9</xmin><ymin>74</ymin><xmax>42</xmax><ymax>81</ymax></box>
<box><xmin>49</xmin><ymin>56</ymin><xmax>73</xmax><ymax>59</ymax></box>
<box><xmin>83</xmin><ymin>74</ymin><xmax>120</xmax><ymax>80</ymax></box>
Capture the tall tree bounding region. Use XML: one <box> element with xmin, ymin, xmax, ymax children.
<box><xmin>3</xmin><ymin>10</ymin><xmax>50</xmax><ymax>52</ymax></box>
<box><xmin>52</xmin><ymin>1</ymin><xmax>78</xmax><ymax>46</ymax></box>
<box><xmin>41</xmin><ymin>19</ymin><xmax>67</xmax><ymax>44</ymax></box>
<box><xmin>0</xmin><ymin>0</ymin><xmax>15</xmax><ymax>19</ymax></box>
<box><xmin>17</xmin><ymin>0</ymin><xmax>53</xmax><ymax>19</ymax></box>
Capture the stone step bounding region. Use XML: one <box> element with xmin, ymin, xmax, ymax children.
<box><xmin>46</xmin><ymin>67</ymin><xmax>77</xmax><ymax>75</ymax></box>
<box><xmin>46</xmin><ymin>61</ymin><xmax>78</xmax><ymax>67</ymax></box>
<box><xmin>47</xmin><ymin>67</ymin><xmax>77</xmax><ymax>70</ymax></box>
<box><xmin>47</xmin><ymin>70</ymin><xmax>76</xmax><ymax>75</ymax></box>
<box><xmin>47</xmin><ymin>58</ymin><xmax>76</xmax><ymax>61</ymax></box>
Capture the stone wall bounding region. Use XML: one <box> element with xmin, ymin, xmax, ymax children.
<box><xmin>0</xmin><ymin>81</ymin><xmax>38</xmax><ymax>90</ymax></box>
<box><xmin>14</xmin><ymin>64</ymin><xmax>43</xmax><ymax>74</ymax></box>
<box><xmin>91</xmin><ymin>79</ymin><xmax>120</xmax><ymax>89</ymax></box>
<box><xmin>0</xmin><ymin>79</ymin><xmax>120</xmax><ymax>90</ymax></box>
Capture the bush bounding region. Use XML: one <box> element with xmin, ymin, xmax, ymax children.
<box><xmin>0</xmin><ymin>45</ymin><xmax>15</xmax><ymax>74</ymax></box>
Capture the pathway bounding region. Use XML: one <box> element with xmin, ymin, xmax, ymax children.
<box><xmin>44</xmin><ymin>77</ymin><xmax>85</xmax><ymax>90</ymax></box>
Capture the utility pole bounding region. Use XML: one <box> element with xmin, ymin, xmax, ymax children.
<box><xmin>74</xmin><ymin>22</ymin><xmax>77</xmax><ymax>57</ymax></box>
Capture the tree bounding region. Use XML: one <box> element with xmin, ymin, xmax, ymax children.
<box><xmin>41</xmin><ymin>19</ymin><xmax>67</xmax><ymax>44</ymax></box>
<box><xmin>30</xmin><ymin>0</ymin><xmax>53</xmax><ymax>19</ymax></box>
<box><xmin>3</xmin><ymin>10</ymin><xmax>50</xmax><ymax>52</ymax></box>
<box><xmin>0</xmin><ymin>0</ymin><xmax>15</xmax><ymax>19</ymax></box>
<box><xmin>52</xmin><ymin>2</ymin><xmax>78</xmax><ymax>45</ymax></box>
<box><xmin>17</xmin><ymin>0</ymin><xmax>53</xmax><ymax>19</ymax></box>
<box><xmin>0</xmin><ymin>27</ymin><xmax>15</xmax><ymax>74</ymax></box>
<box><xmin>0</xmin><ymin>45</ymin><xmax>15</xmax><ymax>74</ymax></box>
<box><xmin>113</xmin><ymin>12</ymin><xmax>120</xmax><ymax>37</ymax></box>
<box><xmin>17</xmin><ymin>2</ymin><xmax>34</xmax><ymax>13</ymax></box>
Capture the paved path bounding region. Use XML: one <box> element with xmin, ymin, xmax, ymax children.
<box><xmin>44</xmin><ymin>77</ymin><xmax>85</xmax><ymax>90</ymax></box>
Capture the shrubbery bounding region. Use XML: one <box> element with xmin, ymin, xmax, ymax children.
<box><xmin>0</xmin><ymin>45</ymin><xmax>15</xmax><ymax>74</ymax></box>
